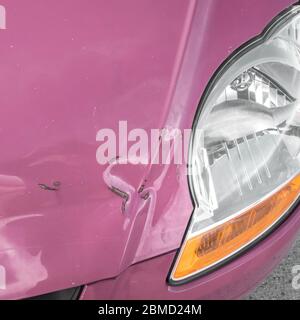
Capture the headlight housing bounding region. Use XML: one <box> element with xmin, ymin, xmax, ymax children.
<box><xmin>169</xmin><ymin>5</ymin><xmax>300</xmax><ymax>284</ymax></box>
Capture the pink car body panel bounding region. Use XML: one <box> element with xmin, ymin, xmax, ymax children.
<box><xmin>0</xmin><ymin>0</ymin><xmax>296</xmax><ymax>299</ymax></box>
<box><xmin>81</xmin><ymin>204</ymin><xmax>300</xmax><ymax>299</ymax></box>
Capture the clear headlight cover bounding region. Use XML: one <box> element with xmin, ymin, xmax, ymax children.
<box><xmin>170</xmin><ymin>6</ymin><xmax>300</xmax><ymax>283</ymax></box>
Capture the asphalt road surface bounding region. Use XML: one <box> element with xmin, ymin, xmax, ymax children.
<box><xmin>247</xmin><ymin>234</ymin><xmax>300</xmax><ymax>300</ymax></box>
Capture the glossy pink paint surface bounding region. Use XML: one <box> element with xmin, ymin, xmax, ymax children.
<box><xmin>81</xmin><ymin>202</ymin><xmax>300</xmax><ymax>299</ymax></box>
<box><xmin>0</xmin><ymin>0</ymin><xmax>296</xmax><ymax>299</ymax></box>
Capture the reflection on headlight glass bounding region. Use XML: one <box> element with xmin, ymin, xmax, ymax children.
<box><xmin>171</xmin><ymin>7</ymin><xmax>300</xmax><ymax>282</ymax></box>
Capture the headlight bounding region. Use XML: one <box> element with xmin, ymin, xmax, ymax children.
<box><xmin>169</xmin><ymin>5</ymin><xmax>300</xmax><ymax>284</ymax></box>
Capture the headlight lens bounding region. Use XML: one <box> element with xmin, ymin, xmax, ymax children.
<box><xmin>170</xmin><ymin>6</ymin><xmax>300</xmax><ymax>283</ymax></box>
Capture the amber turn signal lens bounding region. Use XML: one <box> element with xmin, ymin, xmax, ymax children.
<box><xmin>172</xmin><ymin>175</ymin><xmax>300</xmax><ymax>281</ymax></box>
